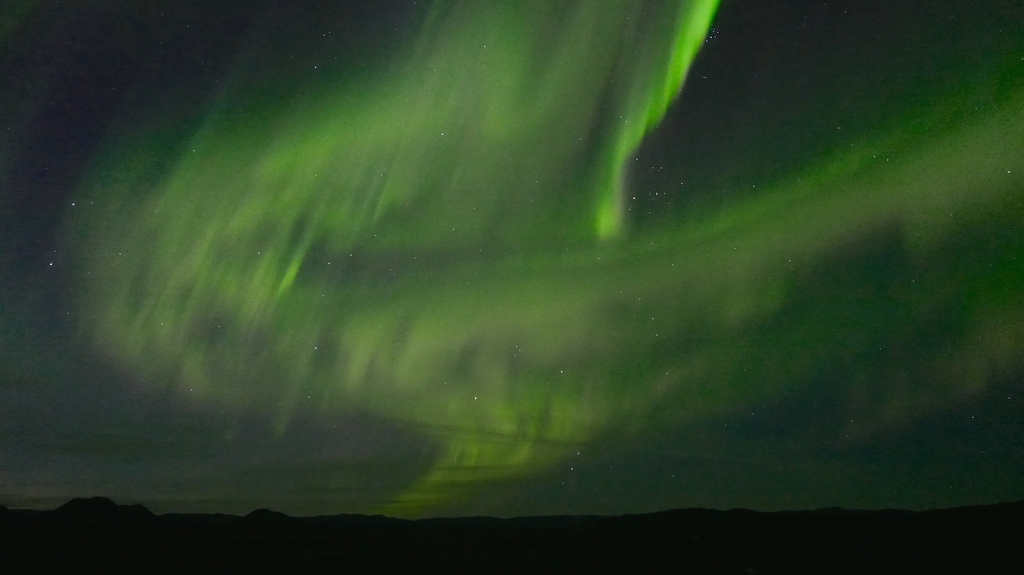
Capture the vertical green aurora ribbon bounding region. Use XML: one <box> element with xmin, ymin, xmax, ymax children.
<box><xmin>70</xmin><ymin>0</ymin><xmax>1024</xmax><ymax>515</ymax></box>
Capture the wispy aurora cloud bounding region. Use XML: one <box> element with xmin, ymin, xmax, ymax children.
<box><xmin>69</xmin><ymin>0</ymin><xmax>1024</xmax><ymax>515</ymax></box>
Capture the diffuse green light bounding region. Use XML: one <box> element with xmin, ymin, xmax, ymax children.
<box><xmin>70</xmin><ymin>0</ymin><xmax>1024</xmax><ymax>515</ymax></box>
<box><xmin>75</xmin><ymin>0</ymin><xmax>726</xmax><ymax>512</ymax></box>
<box><xmin>0</xmin><ymin>0</ymin><xmax>34</xmax><ymax>50</ymax></box>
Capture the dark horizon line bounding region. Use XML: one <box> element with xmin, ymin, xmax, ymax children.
<box><xmin>4</xmin><ymin>495</ymin><xmax>1023</xmax><ymax>522</ymax></box>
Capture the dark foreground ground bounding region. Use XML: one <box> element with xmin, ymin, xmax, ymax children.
<box><xmin>1</xmin><ymin>498</ymin><xmax>1021</xmax><ymax>573</ymax></box>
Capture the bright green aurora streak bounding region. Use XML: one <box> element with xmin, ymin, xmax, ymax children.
<box><xmin>70</xmin><ymin>0</ymin><xmax>1024</xmax><ymax>515</ymax></box>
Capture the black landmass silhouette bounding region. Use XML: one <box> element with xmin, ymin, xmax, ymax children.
<box><xmin>54</xmin><ymin>496</ymin><xmax>156</xmax><ymax>522</ymax></box>
<box><xmin>1</xmin><ymin>498</ymin><xmax>1022</xmax><ymax>573</ymax></box>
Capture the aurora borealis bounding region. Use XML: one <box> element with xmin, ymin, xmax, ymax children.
<box><xmin>2</xmin><ymin>0</ymin><xmax>1024</xmax><ymax>517</ymax></box>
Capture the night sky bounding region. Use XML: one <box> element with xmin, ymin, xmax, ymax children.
<box><xmin>2</xmin><ymin>0</ymin><xmax>1023</xmax><ymax>518</ymax></box>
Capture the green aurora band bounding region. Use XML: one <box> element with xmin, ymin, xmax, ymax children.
<box><xmin>70</xmin><ymin>0</ymin><xmax>1024</xmax><ymax>515</ymax></box>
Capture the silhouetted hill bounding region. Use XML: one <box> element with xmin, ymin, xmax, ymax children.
<box><xmin>1</xmin><ymin>499</ymin><xmax>1021</xmax><ymax>572</ymax></box>
<box><xmin>244</xmin><ymin>508</ymin><xmax>294</xmax><ymax>525</ymax></box>
<box><xmin>53</xmin><ymin>496</ymin><xmax>155</xmax><ymax>522</ymax></box>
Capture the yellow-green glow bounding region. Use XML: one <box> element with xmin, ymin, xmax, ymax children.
<box><xmin>68</xmin><ymin>0</ymin><xmax>1024</xmax><ymax>516</ymax></box>
<box><xmin>596</xmin><ymin>0</ymin><xmax>721</xmax><ymax>239</ymax></box>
